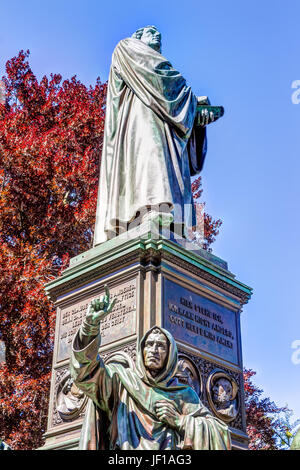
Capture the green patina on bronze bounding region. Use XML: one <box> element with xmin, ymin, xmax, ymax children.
<box><xmin>93</xmin><ymin>25</ymin><xmax>221</xmax><ymax>246</ymax></box>
<box><xmin>44</xmin><ymin>224</ymin><xmax>252</xmax><ymax>304</ymax></box>
<box><xmin>40</xmin><ymin>26</ymin><xmax>251</xmax><ymax>451</ymax></box>
<box><xmin>69</xmin><ymin>291</ymin><xmax>232</xmax><ymax>450</ymax></box>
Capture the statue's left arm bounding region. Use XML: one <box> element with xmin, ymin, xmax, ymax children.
<box><xmin>188</xmin><ymin>96</ymin><xmax>218</xmax><ymax>176</ymax></box>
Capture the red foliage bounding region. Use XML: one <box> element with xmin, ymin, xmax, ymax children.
<box><xmin>244</xmin><ymin>369</ymin><xmax>288</xmax><ymax>450</ymax></box>
<box><xmin>0</xmin><ymin>51</ymin><xmax>106</xmax><ymax>449</ymax></box>
<box><xmin>191</xmin><ymin>176</ymin><xmax>222</xmax><ymax>251</ymax></box>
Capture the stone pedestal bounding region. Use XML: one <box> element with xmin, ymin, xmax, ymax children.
<box><xmin>40</xmin><ymin>221</ymin><xmax>252</xmax><ymax>450</ymax></box>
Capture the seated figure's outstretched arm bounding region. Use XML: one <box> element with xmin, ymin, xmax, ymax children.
<box><xmin>69</xmin><ymin>286</ymin><xmax>116</xmax><ymax>410</ymax></box>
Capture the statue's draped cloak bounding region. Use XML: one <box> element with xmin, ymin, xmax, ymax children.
<box><xmin>70</xmin><ymin>326</ymin><xmax>231</xmax><ymax>450</ymax></box>
<box><xmin>94</xmin><ymin>38</ymin><xmax>206</xmax><ymax>245</ymax></box>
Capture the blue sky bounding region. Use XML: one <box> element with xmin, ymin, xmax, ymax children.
<box><xmin>1</xmin><ymin>0</ymin><xmax>299</xmax><ymax>423</ymax></box>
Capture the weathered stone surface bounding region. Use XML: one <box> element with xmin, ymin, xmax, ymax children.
<box><xmin>58</xmin><ymin>279</ymin><xmax>136</xmax><ymax>362</ymax></box>
<box><xmin>163</xmin><ymin>278</ymin><xmax>239</xmax><ymax>365</ymax></box>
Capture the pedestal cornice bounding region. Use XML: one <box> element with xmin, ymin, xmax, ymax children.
<box><xmin>45</xmin><ymin>225</ymin><xmax>252</xmax><ymax>306</ymax></box>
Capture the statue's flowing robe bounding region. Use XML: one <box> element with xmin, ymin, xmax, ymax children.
<box><xmin>70</xmin><ymin>326</ymin><xmax>231</xmax><ymax>450</ymax></box>
<box><xmin>93</xmin><ymin>38</ymin><xmax>207</xmax><ymax>245</ymax></box>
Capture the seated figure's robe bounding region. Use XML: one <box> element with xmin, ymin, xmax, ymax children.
<box><xmin>93</xmin><ymin>38</ymin><xmax>207</xmax><ymax>245</ymax></box>
<box><xmin>70</xmin><ymin>326</ymin><xmax>231</xmax><ymax>450</ymax></box>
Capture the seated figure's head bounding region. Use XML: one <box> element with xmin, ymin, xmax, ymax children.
<box><xmin>143</xmin><ymin>327</ymin><xmax>169</xmax><ymax>377</ymax></box>
<box><xmin>132</xmin><ymin>25</ymin><xmax>162</xmax><ymax>53</ymax></box>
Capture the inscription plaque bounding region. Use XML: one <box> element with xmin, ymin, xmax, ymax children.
<box><xmin>58</xmin><ymin>279</ymin><xmax>136</xmax><ymax>361</ymax></box>
<box><xmin>163</xmin><ymin>278</ymin><xmax>238</xmax><ymax>365</ymax></box>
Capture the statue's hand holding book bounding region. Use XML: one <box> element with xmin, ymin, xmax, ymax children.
<box><xmin>196</xmin><ymin>96</ymin><xmax>224</xmax><ymax>126</ymax></box>
<box><xmin>197</xmin><ymin>104</ymin><xmax>224</xmax><ymax>126</ymax></box>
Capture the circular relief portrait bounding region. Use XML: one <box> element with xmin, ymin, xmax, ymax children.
<box><xmin>56</xmin><ymin>372</ymin><xmax>87</xmax><ymax>422</ymax></box>
<box><xmin>175</xmin><ymin>355</ymin><xmax>202</xmax><ymax>397</ymax></box>
<box><xmin>206</xmin><ymin>370</ymin><xmax>239</xmax><ymax>423</ymax></box>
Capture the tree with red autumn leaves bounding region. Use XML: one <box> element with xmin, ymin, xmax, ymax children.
<box><xmin>244</xmin><ymin>369</ymin><xmax>299</xmax><ymax>450</ymax></box>
<box><xmin>0</xmin><ymin>51</ymin><xmax>222</xmax><ymax>449</ymax></box>
<box><xmin>191</xmin><ymin>176</ymin><xmax>222</xmax><ymax>251</ymax></box>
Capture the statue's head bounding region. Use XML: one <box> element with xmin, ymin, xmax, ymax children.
<box><xmin>142</xmin><ymin>327</ymin><xmax>169</xmax><ymax>377</ymax></box>
<box><xmin>138</xmin><ymin>326</ymin><xmax>178</xmax><ymax>386</ymax></box>
<box><xmin>132</xmin><ymin>25</ymin><xmax>162</xmax><ymax>53</ymax></box>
